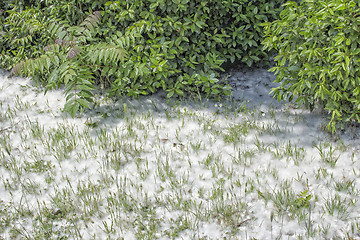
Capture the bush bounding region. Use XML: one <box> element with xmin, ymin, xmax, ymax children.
<box><xmin>2</xmin><ymin>0</ymin><xmax>287</xmax><ymax>116</ymax></box>
<box><xmin>262</xmin><ymin>0</ymin><xmax>360</xmax><ymax>132</ymax></box>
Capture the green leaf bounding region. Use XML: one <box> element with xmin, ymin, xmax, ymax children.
<box><xmin>175</xmin><ymin>88</ymin><xmax>184</xmax><ymax>96</ymax></box>
<box><xmin>64</xmin><ymin>99</ymin><xmax>80</xmax><ymax>118</ymax></box>
<box><xmin>76</xmin><ymin>98</ymin><xmax>90</xmax><ymax>109</ymax></box>
<box><xmin>167</xmin><ymin>90</ymin><xmax>174</xmax><ymax>98</ymax></box>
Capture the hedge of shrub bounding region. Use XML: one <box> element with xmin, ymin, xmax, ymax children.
<box><xmin>1</xmin><ymin>0</ymin><xmax>288</xmax><ymax>116</ymax></box>
<box><xmin>263</xmin><ymin>0</ymin><xmax>360</xmax><ymax>132</ymax></box>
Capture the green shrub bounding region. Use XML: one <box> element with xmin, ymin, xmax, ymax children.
<box><xmin>0</xmin><ymin>6</ymin><xmax>50</xmax><ymax>71</ymax></box>
<box><xmin>9</xmin><ymin>10</ymin><xmax>127</xmax><ymax>117</ymax></box>
<box><xmin>2</xmin><ymin>0</ymin><xmax>288</xmax><ymax>116</ymax></box>
<box><xmin>262</xmin><ymin>0</ymin><xmax>360</xmax><ymax>132</ymax></box>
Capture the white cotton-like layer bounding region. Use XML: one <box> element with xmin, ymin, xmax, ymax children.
<box><xmin>1</xmin><ymin>67</ymin><xmax>360</xmax><ymax>239</ymax></box>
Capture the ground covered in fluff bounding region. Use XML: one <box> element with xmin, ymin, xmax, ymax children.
<box><xmin>1</xmin><ymin>68</ymin><xmax>360</xmax><ymax>239</ymax></box>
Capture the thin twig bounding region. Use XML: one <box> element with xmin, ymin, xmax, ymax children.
<box><xmin>0</xmin><ymin>126</ymin><xmax>12</xmax><ymax>132</ymax></box>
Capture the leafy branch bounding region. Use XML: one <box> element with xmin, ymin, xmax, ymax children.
<box><xmin>10</xmin><ymin>11</ymin><xmax>127</xmax><ymax>117</ymax></box>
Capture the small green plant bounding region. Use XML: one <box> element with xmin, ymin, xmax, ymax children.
<box><xmin>323</xmin><ymin>194</ymin><xmax>350</xmax><ymax>220</ymax></box>
<box><xmin>295</xmin><ymin>190</ymin><xmax>312</xmax><ymax>209</ymax></box>
<box><xmin>314</xmin><ymin>143</ymin><xmax>340</xmax><ymax>168</ymax></box>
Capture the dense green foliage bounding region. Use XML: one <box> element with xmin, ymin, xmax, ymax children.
<box><xmin>1</xmin><ymin>0</ymin><xmax>288</xmax><ymax>116</ymax></box>
<box><xmin>263</xmin><ymin>0</ymin><xmax>360</xmax><ymax>132</ymax></box>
